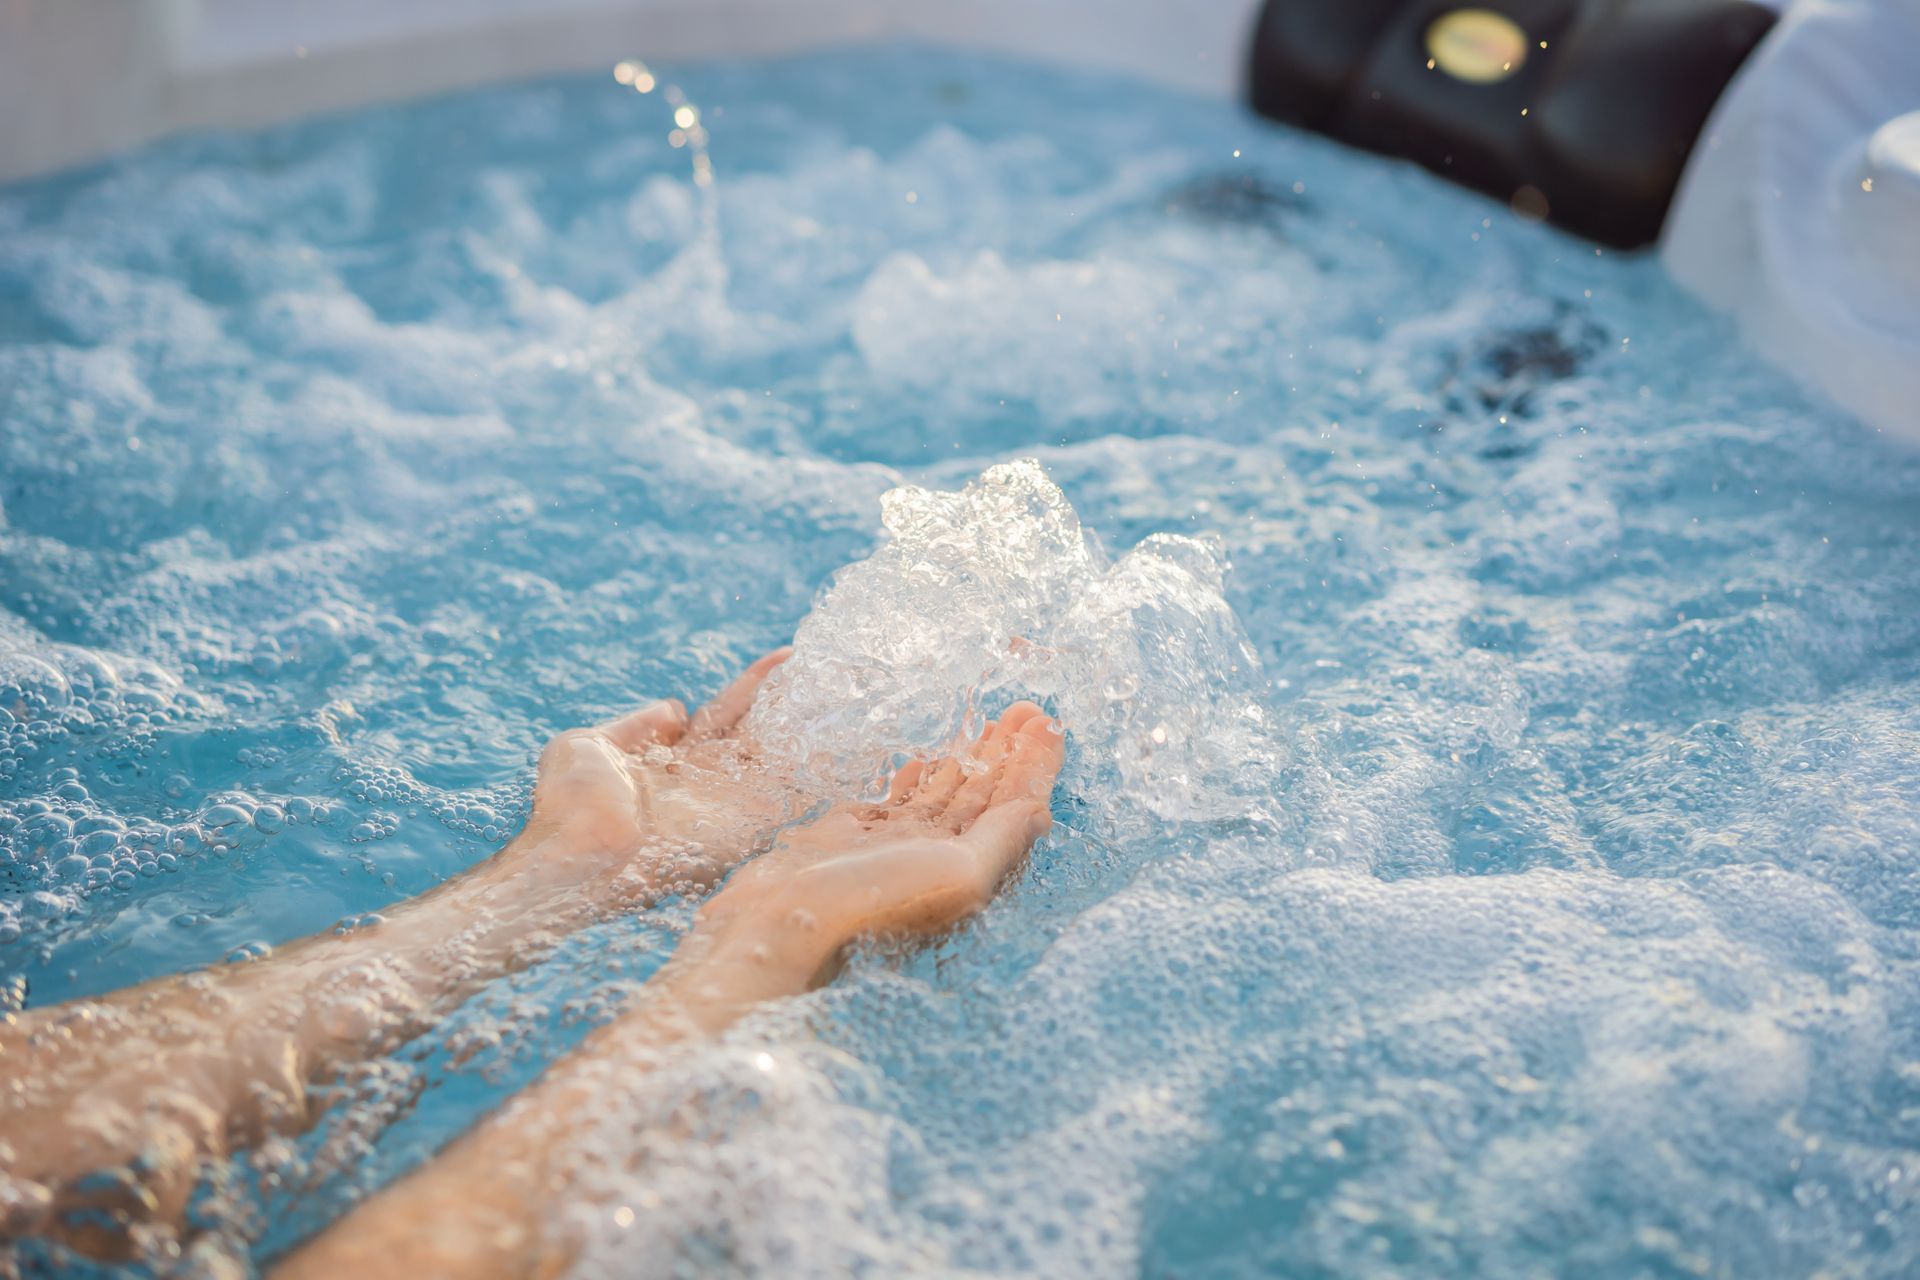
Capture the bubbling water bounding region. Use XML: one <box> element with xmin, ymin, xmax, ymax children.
<box><xmin>4</xmin><ymin>39</ymin><xmax>1919</xmax><ymax>1280</ymax></box>
<box><xmin>747</xmin><ymin>459</ymin><xmax>1277</xmax><ymax>829</ymax></box>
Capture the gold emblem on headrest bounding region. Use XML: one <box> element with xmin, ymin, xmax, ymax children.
<box><xmin>1426</xmin><ymin>9</ymin><xmax>1530</xmax><ymax>84</ymax></box>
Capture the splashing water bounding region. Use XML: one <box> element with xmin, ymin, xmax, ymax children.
<box><xmin>2</xmin><ymin>41</ymin><xmax>1919</xmax><ymax>1280</ymax></box>
<box><xmin>750</xmin><ymin>459</ymin><xmax>1273</xmax><ymax>826</ymax></box>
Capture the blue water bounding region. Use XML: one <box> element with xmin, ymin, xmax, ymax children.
<box><xmin>4</xmin><ymin>44</ymin><xmax>1920</xmax><ymax>1278</ymax></box>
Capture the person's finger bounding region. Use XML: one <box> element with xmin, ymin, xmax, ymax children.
<box><xmin>988</xmin><ymin>713</ymin><xmax>1066</xmax><ymax>806</ymax></box>
<box><xmin>886</xmin><ymin>758</ymin><xmax>927</xmax><ymax>804</ymax></box>
<box><xmin>688</xmin><ymin>646</ymin><xmax>793</xmax><ymax>740</ymax></box>
<box><xmin>944</xmin><ymin>731</ymin><xmax>1014</xmax><ymax>831</ymax></box>
<box><xmin>958</xmin><ymin>713</ymin><xmax>1064</xmax><ymax>886</ymax></box>
<box><xmin>902</xmin><ymin>756</ymin><xmax>966</xmax><ymax>818</ymax></box>
<box><xmin>598</xmin><ymin>699</ymin><xmax>689</xmax><ymax>752</ymax></box>
<box><xmin>993</xmin><ymin>700</ymin><xmax>1048</xmax><ymax>738</ymax></box>
<box><xmin>958</xmin><ymin>798</ymin><xmax>1054</xmax><ymax>892</ymax></box>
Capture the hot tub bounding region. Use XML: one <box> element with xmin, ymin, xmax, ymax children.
<box><xmin>3</xmin><ymin>3</ymin><xmax>1918</xmax><ymax>1276</ymax></box>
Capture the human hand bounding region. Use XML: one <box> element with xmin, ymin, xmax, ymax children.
<box><xmin>693</xmin><ymin>700</ymin><xmax>1064</xmax><ymax>981</ymax></box>
<box><xmin>504</xmin><ymin>648</ymin><xmax>796</xmax><ymax>906</ymax></box>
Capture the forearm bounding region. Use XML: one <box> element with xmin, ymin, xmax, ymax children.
<box><xmin>271</xmin><ymin>909</ymin><xmax>830</xmax><ymax>1280</ymax></box>
<box><xmin>272</xmin><ymin>699</ymin><xmax>1060</xmax><ymax>1277</ymax></box>
<box><xmin>255</xmin><ymin>825</ymin><xmax>667</xmax><ymax>1075</ymax></box>
<box><xmin>0</xmin><ymin>826</ymin><xmax>677</xmax><ymax>1247</ymax></box>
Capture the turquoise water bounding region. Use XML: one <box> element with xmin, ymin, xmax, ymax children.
<box><xmin>4</xmin><ymin>44</ymin><xmax>1920</xmax><ymax>1277</ymax></box>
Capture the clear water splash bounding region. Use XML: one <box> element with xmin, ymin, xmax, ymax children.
<box><xmin>747</xmin><ymin>459</ymin><xmax>1276</xmax><ymax>829</ymax></box>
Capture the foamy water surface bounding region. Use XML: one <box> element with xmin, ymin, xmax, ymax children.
<box><xmin>3</xmin><ymin>45</ymin><xmax>1919</xmax><ymax>1277</ymax></box>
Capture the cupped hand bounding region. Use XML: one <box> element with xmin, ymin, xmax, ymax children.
<box><xmin>506</xmin><ymin>648</ymin><xmax>797</xmax><ymax>904</ymax></box>
<box><xmin>695</xmin><ymin>701</ymin><xmax>1065</xmax><ymax>977</ymax></box>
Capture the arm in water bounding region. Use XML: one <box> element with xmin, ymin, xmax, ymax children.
<box><xmin>0</xmin><ymin>649</ymin><xmax>801</xmax><ymax>1254</ymax></box>
<box><xmin>272</xmin><ymin>702</ymin><xmax>1064</xmax><ymax>1279</ymax></box>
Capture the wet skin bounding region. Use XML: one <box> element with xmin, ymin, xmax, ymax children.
<box><xmin>0</xmin><ymin>652</ymin><xmax>1064</xmax><ymax>1277</ymax></box>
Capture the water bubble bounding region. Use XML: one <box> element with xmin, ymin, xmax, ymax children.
<box><xmin>0</xmin><ymin>651</ymin><xmax>71</xmax><ymax>723</ymax></box>
<box><xmin>331</xmin><ymin>912</ymin><xmax>388</xmax><ymax>936</ymax></box>
<box><xmin>749</xmin><ymin>460</ymin><xmax>1274</xmax><ymax>828</ymax></box>
<box><xmin>49</xmin><ymin>646</ymin><xmax>119</xmax><ymax>699</ymax></box>
<box><xmin>23</xmin><ymin>890</ymin><xmax>71</xmax><ymax>918</ymax></box>
<box><xmin>201</xmin><ymin>803</ymin><xmax>252</xmax><ymax>829</ymax></box>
